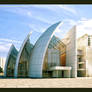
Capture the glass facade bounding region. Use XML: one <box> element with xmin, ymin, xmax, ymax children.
<box><xmin>17</xmin><ymin>39</ymin><xmax>33</xmax><ymax>77</ymax></box>
<box><xmin>6</xmin><ymin>46</ymin><xmax>18</xmax><ymax>77</ymax></box>
<box><xmin>42</xmin><ymin>35</ymin><xmax>66</xmax><ymax>78</ymax></box>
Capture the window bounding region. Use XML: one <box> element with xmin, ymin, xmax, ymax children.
<box><xmin>79</xmin><ymin>64</ymin><xmax>84</xmax><ymax>69</ymax></box>
<box><xmin>88</xmin><ymin>36</ymin><xmax>91</xmax><ymax>46</ymax></box>
<box><xmin>79</xmin><ymin>57</ymin><xmax>81</xmax><ymax>62</ymax></box>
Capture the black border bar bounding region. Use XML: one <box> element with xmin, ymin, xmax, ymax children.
<box><xmin>0</xmin><ymin>0</ymin><xmax>92</xmax><ymax>4</ymax></box>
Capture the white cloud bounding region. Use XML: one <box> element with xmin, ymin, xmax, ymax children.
<box><xmin>77</xmin><ymin>19</ymin><xmax>92</xmax><ymax>38</ymax></box>
<box><xmin>80</xmin><ymin>17</ymin><xmax>88</xmax><ymax>21</ymax></box>
<box><xmin>0</xmin><ymin>38</ymin><xmax>21</xmax><ymax>54</ymax></box>
<box><xmin>28</xmin><ymin>24</ymin><xmax>45</xmax><ymax>33</ymax></box>
<box><xmin>27</xmin><ymin>11</ymin><xmax>32</xmax><ymax>16</ymax></box>
<box><xmin>57</xmin><ymin>18</ymin><xmax>92</xmax><ymax>39</ymax></box>
<box><xmin>59</xmin><ymin>18</ymin><xmax>92</xmax><ymax>38</ymax></box>
<box><xmin>33</xmin><ymin>16</ymin><xmax>52</xmax><ymax>25</ymax></box>
<box><xmin>2</xmin><ymin>6</ymin><xmax>52</xmax><ymax>25</ymax></box>
<box><xmin>58</xmin><ymin>5</ymin><xmax>77</xmax><ymax>15</ymax></box>
<box><xmin>0</xmin><ymin>38</ymin><xmax>21</xmax><ymax>44</ymax></box>
<box><xmin>33</xmin><ymin>5</ymin><xmax>77</xmax><ymax>15</ymax></box>
<box><xmin>2</xmin><ymin>7</ymin><xmax>32</xmax><ymax>17</ymax></box>
<box><xmin>0</xmin><ymin>43</ymin><xmax>12</xmax><ymax>52</ymax></box>
<box><xmin>64</xmin><ymin>19</ymin><xmax>77</xmax><ymax>26</ymax></box>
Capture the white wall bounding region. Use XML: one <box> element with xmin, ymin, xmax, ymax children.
<box><xmin>63</xmin><ymin>26</ymin><xmax>77</xmax><ymax>78</ymax></box>
<box><xmin>86</xmin><ymin>47</ymin><xmax>92</xmax><ymax>76</ymax></box>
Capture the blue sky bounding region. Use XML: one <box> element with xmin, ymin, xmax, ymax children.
<box><xmin>0</xmin><ymin>5</ymin><xmax>92</xmax><ymax>58</ymax></box>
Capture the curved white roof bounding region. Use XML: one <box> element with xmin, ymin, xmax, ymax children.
<box><xmin>14</xmin><ymin>32</ymin><xmax>32</xmax><ymax>77</ymax></box>
<box><xmin>28</xmin><ymin>21</ymin><xmax>62</xmax><ymax>78</ymax></box>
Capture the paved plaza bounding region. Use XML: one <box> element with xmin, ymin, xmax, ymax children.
<box><xmin>0</xmin><ymin>77</ymin><xmax>92</xmax><ymax>88</ymax></box>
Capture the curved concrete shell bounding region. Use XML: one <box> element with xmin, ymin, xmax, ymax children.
<box><xmin>28</xmin><ymin>21</ymin><xmax>62</xmax><ymax>78</ymax></box>
<box><xmin>14</xmin><ymin>32</ymin><xmax>33</xmax><ymax>77</ymax></box>
<box><xmin>62</xmin><ymin>26</ymin><xmax>77</xmax><ymax>78</ymax></box>
<box><xmin>4</xmin><ymin>44</ymin><xmax>18</xmax><ymax>77</ymax></box>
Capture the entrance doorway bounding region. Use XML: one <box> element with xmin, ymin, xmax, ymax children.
<box><xmin>61</xmin><ymin>71</ymin><xmax>64</xmax><ymax>78</ymax></box>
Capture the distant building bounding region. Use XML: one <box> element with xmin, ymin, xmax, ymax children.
<box><xmin>77</xmin><ymin>34</ymin><xmax>92</xmax><ymax>77</ymax></box>
<box><xmin>0</xmin><ymin>57</ymin><xmax>6</xmax><ymax>71</ymax></box>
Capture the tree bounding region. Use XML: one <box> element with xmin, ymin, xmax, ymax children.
<box><xmin>0</xmin><ymin>67</ymin><xmax>3</xmax><ymax>73</ymax></box>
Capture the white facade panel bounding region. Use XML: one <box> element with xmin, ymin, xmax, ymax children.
<box><xmin>63</xmin><ymin>26</ymin><xmax>77</xmax><ymax>78</ymax></box>
<box><xmin>86</xmin><ymin>47</ymin><xmax>92</xmax><ymax>76</ymax></box>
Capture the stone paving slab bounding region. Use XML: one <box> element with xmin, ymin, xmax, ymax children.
<box><xmin>0</xmin><ymin>77</ymin><xmax>92</xmax><ymax>88</ymax></box>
